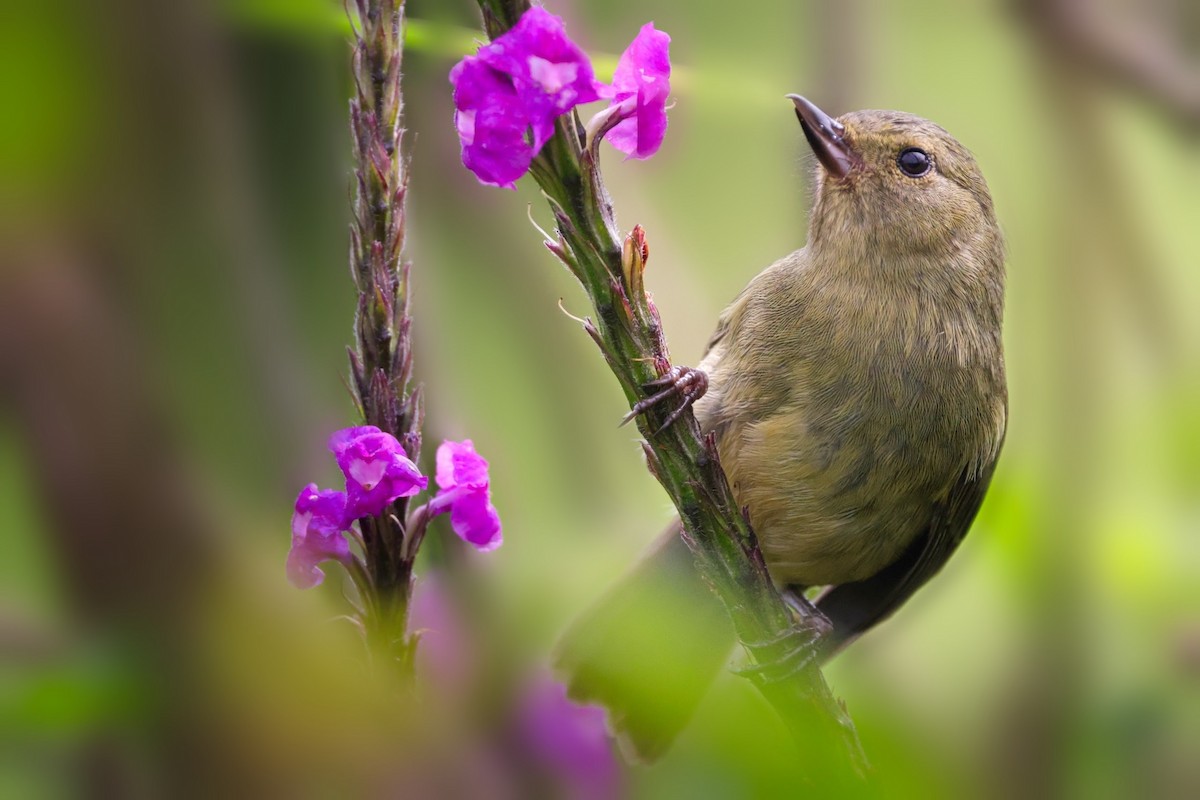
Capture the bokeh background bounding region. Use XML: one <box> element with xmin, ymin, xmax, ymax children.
<box><xmin>2</xmin><ymin>0</ymin><xmax>1197</xmax><ymax>797</ymax></box>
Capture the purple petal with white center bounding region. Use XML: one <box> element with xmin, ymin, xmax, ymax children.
<box><xmin>329</xmin><ymin>425</ymin><xmax>428</xmax><ymax>519</ymax></box>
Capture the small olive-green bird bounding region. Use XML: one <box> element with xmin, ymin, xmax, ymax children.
<box><xmin>556</xmin><ymin>95</ymin><xmax>1007</xmax><ymax>759</ymax></box>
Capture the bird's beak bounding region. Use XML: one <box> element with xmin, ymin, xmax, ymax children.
<box><xmin>787</xmin><ymin>94</ymin><xmax>860</xmax><ymax>180</ymax></box>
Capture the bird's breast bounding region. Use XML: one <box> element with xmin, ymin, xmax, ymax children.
<box><xmin>706</xmin><ymin>285</ymin><xmax>1002</xmax><ymax>587</ymax></box>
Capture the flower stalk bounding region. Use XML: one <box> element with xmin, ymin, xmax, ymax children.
<box><xmin>474</xmin><ymin>0</ymin><xmax>867</xmax><ymax>778</ymax></box>
<box><xmin>289</xmin><ymin>0</ymin><xmax>505</xmax><ymax>689</ymax></box>
<box><xmin>347</xmin><ymin>0</ymin><xmax>422</xmax><ymax>671</ymax></box>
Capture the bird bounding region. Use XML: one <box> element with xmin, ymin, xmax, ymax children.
<box><xmin>555</xmin><ymin>95</ymin><xmax>1007</xmax><ymax>760</ymax></box>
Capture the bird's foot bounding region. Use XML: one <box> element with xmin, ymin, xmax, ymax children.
<box><xmin>734</xmin><ymin>624</ymin><xmax>826</xmax><ymax>686</ymax></box>
<box><xmin>620</xmin><ymin>365</ymin><xmax>709</xmax><ymax>436</ymax></box>
<box><xmin>781</xmin><ymin>585</ymin><xmax>834</xmax><ymax>640</ymax></box>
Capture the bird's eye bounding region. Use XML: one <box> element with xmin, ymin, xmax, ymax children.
<box><xmin>897</xmin><ymin>147</ymin><xmax>932</xmax><ymax>177</ymax></box>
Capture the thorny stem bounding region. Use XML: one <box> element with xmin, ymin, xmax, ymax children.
<box><xmin>476</xmin><ymin>0</ymin><xmax>868</xmax><ymax>780</ymax></box>
<box><xmin>347</xmin><ymin>0</ymin><xmax>422</xmax><ymax>674</ymax></box>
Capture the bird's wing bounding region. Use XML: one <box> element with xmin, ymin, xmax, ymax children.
<box><xmin>700</xmin><ymin>291</ymin><xmax>743</xmax><ymax>360</ymax></box>
<box><xmin>701</xmin><ymin>250</ymin><xmax>808</xmax><ymax>368</ymax></box>
<box><xmin>814</xmin><ymin>448</ymin><xmax>1002</xmax><ymax>659</ymax></box>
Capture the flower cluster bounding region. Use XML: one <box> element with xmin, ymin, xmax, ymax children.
<box><xmin>451</xmin><ymin>7</ymin><xmax>671</xmax><ymax>188</ymax></box>
<box><xmin>288</xmin><ymin>426</ymin><xmax>501</xmax><ymax>589</ymax></box>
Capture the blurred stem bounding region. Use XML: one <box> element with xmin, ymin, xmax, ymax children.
<box><xmin>476</xmin><ymin>0</ymin><xmax>867</xmax><ymax>779</ymax></box>
<box><xmin>1013</xmin><ymin>0</ymin><xmax>1200</xmax><ymax>131</ymax></box>
<box><xmin>346</xmin><ymin>0</ymin><xmax>423</xmax><ymax>676</ymax></box>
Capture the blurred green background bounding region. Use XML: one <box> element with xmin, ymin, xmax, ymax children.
<box><xmin>1</xmin><ymin>0</ymin><xmax>1197</xmax><ymax>796</ymax></box>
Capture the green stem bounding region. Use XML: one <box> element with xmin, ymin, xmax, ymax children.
<box><xmin>346</xmin><ymin>0</ymin><xmax>422</xmax><ymax>676</ymax></box>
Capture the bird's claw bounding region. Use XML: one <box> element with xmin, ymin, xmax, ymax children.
<box><xmin>734</xmin><ymin>624</ymin><xmax>826</xmax><ymax>686</ymax></box>
<box><xmin>781</xmin><ymin>586</ymin><xmax>834</xmax><ymax>640</ymax></box>
<box><xmin>620</xmin><ymin>365</ymin><xmax>709</xmax><ymax>435</ymax></box>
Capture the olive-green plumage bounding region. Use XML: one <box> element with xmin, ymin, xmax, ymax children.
<box><xmin>557</xmin><ymin>100</ymin><xmax>1007</xmax><ymax>760</ymax></box>
<box><xmin>698</xmin><ymin>108</ymin><xmax>1006</xmax><ymax>586</ymax></box>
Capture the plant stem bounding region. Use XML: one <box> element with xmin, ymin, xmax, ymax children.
<box><xmin>475</xmin><ymin>0</ymin><xmax>867</xmax><ymax>779</ymax></box>
<box><xmin>347</xmin><ymin>0</ymin><xmax>423</xmax><ymax>674</ymax></box>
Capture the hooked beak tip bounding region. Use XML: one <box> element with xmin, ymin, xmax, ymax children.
<box><xmin>786</xmin><ymin>94</ymin><xmax>858</xmax><ymax>180</ymax></box>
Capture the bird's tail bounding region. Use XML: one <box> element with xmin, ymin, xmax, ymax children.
<box><xmin>553</xmin><ymin>523</ymin><xmax>735</xmax><ymax>761</ymax></box>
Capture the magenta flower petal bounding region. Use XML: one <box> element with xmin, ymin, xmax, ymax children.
<box><xmin>449</xmin><ymin>6</ymin><xmax>600</xmax><ymax>187</ymax></box>
<box><xmin>476</xmin><ymin>7</ymin><xmax>600</xmax><ymax>150</ymax></box>
<box><xmin>287</xmin><ymin>484</ymin><xmax>351</xmax><ymax>589</ymax></box>
<box><xmin>451</xmin><ymin>57</ymin><xmax>536</xmax><ymax>189</ymax></box>
<box><xmin>601</xmin><ymin>23</ymin><xmax>671</xmax><ymax>159</ymax></box>
<box><xmin>329</xmin><ymin>425</ymin><xmax>428</xmax><ymax>519</ymax></box>
<box><xmin>449</xmin><ymin>489</ymin><xmax>503</xmax><ymax>551</ymax></box>
<box><xmin>435</xmin><ymin>437</ymin><xmax>490</xmax><ymax>488</ymax></box>
<box><xmin>429</xmin><ymin>440</ymin><xmax>502</xmax><ymax>552</ymax></box>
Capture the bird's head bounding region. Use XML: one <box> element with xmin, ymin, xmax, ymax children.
<box><xmin>789</xmin><ymin>95</ymin><xmax>1002</xmax><ymax>271</ymax></box>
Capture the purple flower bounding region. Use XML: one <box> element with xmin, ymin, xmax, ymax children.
<box><xmin>477</xmin><ymin>7</ymin><xmax>601</xmax><ymax>148</ymax></box>
<box><xmin>450</xmin><ymin>6</ymin><xmax>600</xmax><ymax>188</ymax></box>
<box><xmin>598</xmin><ymin>23</ymin><xmax>672</xmax><ymax>159</ymax></box>
<box><xmin>329</xmin><ymin>426</ymin><xmax>427</xmax><ymax>519</ymax></box>
<box><xmin>427</xmin><ymin>439</ymin><xmax>502</xmax><ymax>551</ymax></box>
<box><xmin>287</xmin><ymin>484</ymin><xmax>351</xmax><ymax>589</ymax></box>
<box><xmin>520</xmin><ymin>674</ymin><xmax>620</xmax><ymax>800</ymax></box>
<box><xmin>450</xmin><ymin>57</ymin><xmax>537</xmax><ymax>189</ymax></box>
